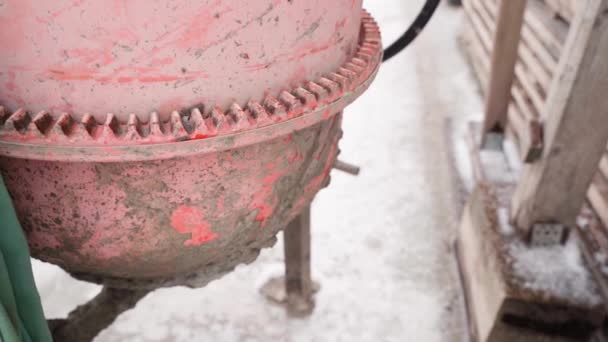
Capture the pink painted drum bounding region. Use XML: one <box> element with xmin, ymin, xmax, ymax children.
<box><xmin>0</xmin><ymin>0</ymin><xmax>382</xmax><ymax>289</ymax></box>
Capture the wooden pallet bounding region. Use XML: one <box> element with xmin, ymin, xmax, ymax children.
<box><xmin>462</xmin><ymin>0</ymin><xmax>608</xmax><ymax>320</ymax></box>
<box><xmin>462</xmin><ymin>0</ymin><xmax>568</xmax><ymax>161</ymax></box>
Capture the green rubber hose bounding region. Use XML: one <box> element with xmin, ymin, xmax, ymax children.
<box><xmin>0</xmin><ymin>175</ymin><xmax>52</xmax><ymax>342</ymax></box>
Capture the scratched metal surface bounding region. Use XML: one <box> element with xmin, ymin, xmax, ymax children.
<box><xmin>0</xmin><ymin>0</ymin><xmax>362</xmax><ymax>121</ymax></box>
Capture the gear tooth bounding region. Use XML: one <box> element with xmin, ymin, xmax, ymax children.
<box><xmin>328</xmin><ymin>72</ymin><xmax>349</xmax><ymax>90</ymax></box>
<box><xmin>355</xmin><ymin>49</ymin><xmax>374</xmax><ymax>62</ymax></box>
<box><xmin>304</xmin><ymin>81</ymin><xmax>329</xmax><ymax>101</ymax></box>
<box><xmin>51</xmin><ymin>112</ymin><xmax>74</xmax><ymax>137</ymax></box>
<box><xmin>4</xmin><ymin>109</ymin><xmax>30</xmax><ymax>133</ymax></box>
<box><xmin>190</xmin><ymin>108</ymin><xmax>205</xmax><ymax>129</ymax></box>
<box><xmin>246</xmin><ymin>100</ymin><xmax>269</xmax><ymax>123</ymax></box>
<box><xmin>338</xmin><ymin>67</ymin><xmax>357</xmax><ymax>82</ymax></box>
<box><xmin>69</xmin><ymin>115</ymin><xmax>97</xmax><ymax>141</ymax></box>
<box><xmin>124</xmin><ymin>113</ymin><xmax>143</xmax><ymax>141</ymax></box>
<box><xmin>228</xmin><ymin>103</ymin><xmax>249</xmax><ymax>129</ymax></box>
<box><xmin>79</xmin><ymin>113</ymin><xmax>97</xmax><ymax>139</ymax></box>
<box><xmin>189</xmin><ymin>107</ymin><xmax>214</xmax><ymax>138</ymax></box>
<box><xmin>361</xmin><ymin>42</ymin><xmax>379</xmax><ymax>51</ymax></box>
<box><xmin>31</xmin><ymin>111</ymin><xmax>53</xmax><ymax>135</ymax></box>
<box><xmin>279</xmin><ymin>91</ymin><xmax>302</xmax><ymax>112</ymax></box>
<box><xmin>365</xmin><ymin>36</ymin><xmax>381</xmax><ymax>45</ymax></box>
<box><xmin>263</xmin><ymin>95</ymin><xmax>287</xmax><ymax>121</ymax></box>
<box><xmin>101</xmin><ymin>113</ymin><xmax>121</xmax><ymax>138</ymax></box>
<box><xmin>170</xmin><ymin>111</ymin><xmax>188</xmax><ymax>137</ymax></box>
<box><xmin>293</xmin><ymin>87</ymin><xmax>317</xmax><ymax>107</ymax></box>
<box><xmin>363</xmin><ymin>22</ymin><xmax>377</xmax><ymax>32</ymax></box>
<box><xmin>149</xmin><ymin>112</ymin><xmax>164</xmax><ymax>136</ymax></box>
<box><xmin>317</xmin><ymin>77</ymin><xmax>340</xmax><ymax>95</ymax></box>
<box><xmin>209</xmin><ymin>107</ymin><xmax>226</xmax><ymax>131</ymax></box>
<box><xmin>351</xmin><ymin>57</ymin><xmax>367</xmax><ymax>68</ymax></box>
<box><xmin>344</xmin><ymin>62</ymin><xmax>364</xmax><ymax>74</ymax></box>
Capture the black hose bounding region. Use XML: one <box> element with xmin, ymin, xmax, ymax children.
<box><xmin>382</xmin><ymin>0</ymin><xmax>441</xmax><ymax>62</ymax></box>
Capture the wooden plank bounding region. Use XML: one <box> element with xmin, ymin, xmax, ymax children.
<box><xmin>511</xmin><ymin>82</ymin><xmax>540</xmax><ymax>121</ymax></box>
<box><xmin>476</xmin><ymin>0</ymin><xmax>553</xmax><ymax>91</ymax></box>
<box><xmin>458</xmin><ymin>184</ymin><xmax>604</xmax><ymax>342</ymax></box>
<box><xmin>512</xmin><ymin>0</ymin><xmax>608</xmax><ymax>237</ymax></box>
<box><xmin>484</xmin><ymin>0</ymin><xmax>561</xmax><ymax>73</ymax></box>
<box><xmin>514</xmin><ymin>63</ymin><xmax>546</xmax><ymax>115</ymax></box>
<box><xmin>482</xmin><ymin>0</ymin><xmax>527</xmax><ymax>137</ymax></box>
<box><xmin>462</xmin><ymin>2</ymin><xmax>491</xmax><ymax>90</ymax></box>
<box><xmin>510</xmin><ymin>88</ymin><xmax>544</xmax><ymax>163</ymax></box>
<box><xmin>526</xmin><ymin>0</ymin><xmax>569</xmax><ymax>53</ymax></box>
<box><xmin>466</xmin><ymin>0</ymin><xmax>494</xmax><ymax>50</ymax></box>
<box><xmin>517</xmin><ymin>40</ymin><xmax>553</xmax><ymax>90</ymax></box>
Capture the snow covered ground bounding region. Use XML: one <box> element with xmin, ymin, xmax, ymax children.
<box><xmin>32</xmin><ymin>1</ymin><xmax>484</xmax><ymax>341</ymax></box>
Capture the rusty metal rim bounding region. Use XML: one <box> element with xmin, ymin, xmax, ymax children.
<box><xmin>0</xmin><ymin>11</ymin><xmax>382</xmax><ymax>163</ymax></box>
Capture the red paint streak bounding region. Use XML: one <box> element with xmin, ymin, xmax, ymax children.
<box><xmin>139</xmin><ymin>75</ymin><xmax>180</xmax><ymax>83</ymax></box>
<box><xmin>44</xmin><ymin>67</ymin><xmax>206</xmax><ymax>83</ymax></box>
<box><xmin>249</xmin><ymin>171</ymin><xmax>284</xmax><ymax>227</ymax></box>
<box><xmin>47</xmin><ymin>67</ymin><xmax>100</xmax><ymax>81</ymax></box>
<box><xmin>117</xmin><ymin>76</ymin><xmax>134</xmax><ymax>83</ymax></box>
<box><xmin>322</xmin><ymin>109</ymin><xmax>331</xmax><ymax>120</ymax></box>
<box><xmin>66</xmin><ymin>48</ymin><xmax>115</xmax><ymax>66</ymax></box>
<box><xmin>192</xmin><ymin>133</ymin><xmax>217</xmax><ymax>140</ymax></box>
<box><xmin>171</xmin><ymin>206</ymin><xmax>218</xmax><ymax>246</ymax></box>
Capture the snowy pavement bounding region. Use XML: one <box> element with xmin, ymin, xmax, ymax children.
<box><xmin>32</xmin><ymin>1</ymin><xmax>483</xmax><ymax>341</ymax></box>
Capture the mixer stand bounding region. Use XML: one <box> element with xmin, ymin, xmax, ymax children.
<box><xmin>48</xmin><ymin>287</ymin><xmax>150</xmax><ymax>342</ymax></box>
<box><xmin>261</xmin><ymin>205</ymin><xmax>320</xmax><ymax>317</ymax></box>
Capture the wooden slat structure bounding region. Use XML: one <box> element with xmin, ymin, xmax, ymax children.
<box><xmin>462</xmin><ymin>0</ymin><xmax>608</xmax><ymax>246</ymax></box>
<box><xmin>462</xmin><ymin>0</ymin><xmax>568</xmax><ymax>161</ymax></box>
<box><xmin>461</xmin><ymin>1</ymin><xmax>608</xmax><ymax>339</ymax></box>
<box><xmin>511</xmin><ymin>0</ymin><xmax>608</xmax><ymax>237</ymax></box>
<box><xmin>481</xmin><ymin>0</ymin><xmax>526</xmax><ymax>137</ymax></box>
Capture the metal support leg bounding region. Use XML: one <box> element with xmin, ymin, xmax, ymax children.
<box><xmin>48</xmin><ymin>287</ymin><xmax>150</xmax><ymax>342</ymax></box>
<box><xmin>283</xmin><ymin>205</ymin><xmax>315</xmax><ymax>316</ymax></box>
<box><xmin>260</xmin><ymin>205</ymin><xmax>318</xmax><ymax>316</ymax></box>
